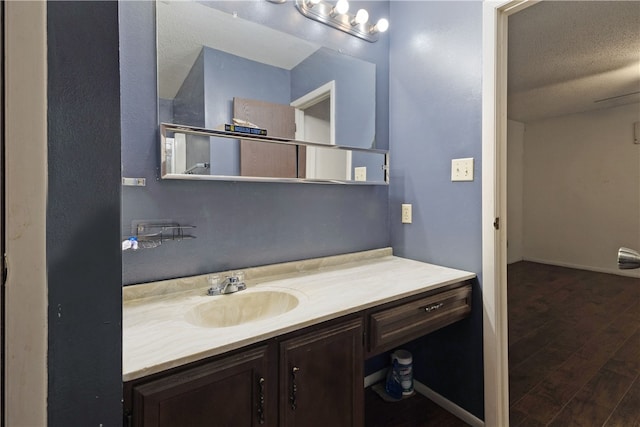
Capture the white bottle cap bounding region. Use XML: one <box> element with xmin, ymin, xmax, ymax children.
<box><xmin>392</xmin><ymin>349</ymin><xmax>412</xmax><ymax>365</ymax></box>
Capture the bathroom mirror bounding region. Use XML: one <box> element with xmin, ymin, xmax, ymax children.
<box><xmin>157</xmin><ymin>1</ymin><xmax>385</xmax><ymax>184</ymax></box>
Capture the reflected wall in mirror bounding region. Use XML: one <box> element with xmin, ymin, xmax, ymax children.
<box><xmin>161</xmin><ymin>124</ymin><xmax>389</xmax><ymax>184</ymax></box>
<box><xmin>157</xmin><ymin>0</ymin><xmax>376</xmax><ymax>150</ymax></box>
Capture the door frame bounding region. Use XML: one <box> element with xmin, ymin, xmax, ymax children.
<box><xmin>291</xmin><ymin>80</ymin><xmax>352</xmax><ymax>180</ymax></box>
<box><xmin>482</xmin><ymin>1</ymin><xmax>537</xmax><ymax>425</ymax></box>
<box><xmin>4</xmin><ymin>2</ymin><xmax>48</xmax><ymax>425</ymax></box>
<box><xmin>0</xmin><ymin>2</ymin><xmax>5</xmax><ymax>424</ymax></box>
<box><xmin>291</xmin><ymin>80</ymin><xmax>336</xmax><ymax>145</ymax></box>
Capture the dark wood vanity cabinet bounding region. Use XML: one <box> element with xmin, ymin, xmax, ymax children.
<box><xmin>127</xmin><ymin>345</ymin><xmax>277</xmax><ymax>427</ymax></box>
<box><xmin>125</xmin><ymin>318</ymin><xmax>363</xmax><ymax>427</ymax></box>
<box><xmin>124</xmin><ymin>281</ymin><xmax>472</xmax><ymax>427</ymax></box>
<box><xmin>279</xmin><ymin>318</ymin><xmax>364</xmax><ymax>427</ymax></box>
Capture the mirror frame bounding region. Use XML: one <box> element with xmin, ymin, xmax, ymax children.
<box><xmin>160</xmin><ymin>123</ymin><xmax>389</xmax><ymax>185</ymax></box>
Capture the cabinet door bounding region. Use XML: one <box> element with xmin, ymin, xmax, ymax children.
<box><xmin>132</xmin><ymin>345</ymin><xmax>275</xmax><ymax>427</ymax></box>
<box><xmin>280</xmin><ymin>318</ymin><xmax>364</xmax><ymax>427</ymax></box>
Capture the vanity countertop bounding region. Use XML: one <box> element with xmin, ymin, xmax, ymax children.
<box><xmin>123</xmin><ymin>248</ymin><xmax>476</xmax><ymax>381</ymax></box>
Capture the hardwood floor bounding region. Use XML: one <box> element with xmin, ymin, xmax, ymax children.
<box><xmin>365</xmin><ymin>387</ymin><xmax>470</xmax><ymax>427</ymax></box>
<box><xmin>508</xmin><ymin>262</ymin><xmax>640</xmax><ymax>427</ymax></box>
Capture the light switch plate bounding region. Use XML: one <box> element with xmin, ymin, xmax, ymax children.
<box><xmin>451</xmin><ymin>158</ymin><xmax>474</xmax><ymax>181</ymax></box>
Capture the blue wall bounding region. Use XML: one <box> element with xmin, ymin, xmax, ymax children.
<box><xmin>388</xmin><ymin>1</ymin><xmax>484</xmax><ymax>419</ymax></box>
<box><xmin>120</xmin><ymin>0</ymin><xmax>390</xmax><ymax>285</ymax></box>
<box><xmin>47</xmin><ymin>2</ymin><xmax>122</xmax><ymax>424</ymax></box>
<box><xmin>201</xmin><ymin>47</ymin><xmax>292</xmax><ymax>129</ymax></box>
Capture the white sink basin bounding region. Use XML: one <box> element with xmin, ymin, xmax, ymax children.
<box><xmin>184</xmin><ymin>290</ymin><xmax>299</xmax><ymax>328</ymax></box>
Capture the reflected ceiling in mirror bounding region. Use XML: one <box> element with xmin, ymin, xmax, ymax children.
<box><xmin>156</xmin><ymin>1</ymin><xmax>376</xmax><ymax>151</ymax></box>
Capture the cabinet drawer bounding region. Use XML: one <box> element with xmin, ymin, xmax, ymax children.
<box><xmin>368</xmin><ymin>283</ymin><xmax>472</xmax><ymax>355</ymax></box>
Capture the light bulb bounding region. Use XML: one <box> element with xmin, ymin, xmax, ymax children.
<box><xmin>352</xmin><ymin>8</ymin><xmax>369</xmax><ymax>25</ymax></box>
<box><xmin>332</xmin><ymin>0</ymin><xmax>349</xmax><ymax>15</ymax></box>
<box><xmin>373</xmin><ymin>18</ymin><xmax>389</xmax><ymax>33</ymax></box>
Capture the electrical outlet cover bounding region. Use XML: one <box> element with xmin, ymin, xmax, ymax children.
<box><xmin>354</xmin><ymin>167</ymin><xmax>367</xmax><ymax>181</ymax></box>
<box><xmin>401</xmin><ymin>204</ymin><xmax>412</xmax><ymax>224</ymax></box>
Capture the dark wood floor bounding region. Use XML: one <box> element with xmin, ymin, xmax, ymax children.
<box><xmin>508</xmin><ymin>262</ymin><xmax>640</xmax><ymax>427</ymax></box>
<box><xmin>365</xmin><ymin>387</ymin><xmax>470</xmax><ymax>427</ymax></box>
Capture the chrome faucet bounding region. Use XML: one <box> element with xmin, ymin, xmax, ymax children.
<box><xmin>207</xmin><ymin>272</ymin><xmax>247</xmax><ymax>295</ymax></box>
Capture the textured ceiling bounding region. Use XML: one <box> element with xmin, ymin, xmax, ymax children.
<box><xmin>508</xmin><ymin>1</ymin><xmax>640</xmax><ymax>122</ymax></box>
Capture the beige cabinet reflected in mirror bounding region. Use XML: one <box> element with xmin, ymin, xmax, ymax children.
<box><xmin>235</xmin><ymin>97</ymin><xmax>298</xmax><ymax>179</ymax></box>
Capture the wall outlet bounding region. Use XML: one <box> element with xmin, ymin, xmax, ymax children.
<box><xmin>451</xmin><ymin>158</ymin><xmax>474</xmax><ymax>181</ymax></box>
<box><xmin>401</xmin><ymin>204</ymin><xmax>412</xmax><ymax>224</ymax></box>
<box><xmin>354</xmin><ymin>167</ymin><xmax>367</xmax><ymax>181</ymax></box>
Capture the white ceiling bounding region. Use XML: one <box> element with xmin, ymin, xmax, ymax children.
<box><xmin>507</xmin><ymin>1</ymin><xmax>640</xmax><ymax>122</ymax></box>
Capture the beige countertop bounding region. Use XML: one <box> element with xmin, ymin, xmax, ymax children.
<box><xmin>123</xmin><ymin>248</ymin><xmax>476</xmax><ymax>381</ymax></box>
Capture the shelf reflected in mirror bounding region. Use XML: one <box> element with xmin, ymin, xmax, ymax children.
<box><xmin>160</xmin><ymin>124</ymin><xmax>389</xmax><ymax>185</ymax></box>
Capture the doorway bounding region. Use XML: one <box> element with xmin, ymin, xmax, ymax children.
<box><xmin>505</xmin><ymin>2</ymin><xmax>640</xmax><ymax>424</ymax></box>
<box><xmin>483</xmin><ymin>1</ymin><xmax>640</xmax><ymax>425</ymax></box>
<box><xmin>291</xmin><ymin>80</ymin><xmax>352</xmax><ymax>180</ymax></box>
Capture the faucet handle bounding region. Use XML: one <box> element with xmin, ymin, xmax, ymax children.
<box><xmin>207</xmin><ymin>275</ymin><xmax>222</xmax><ymax>295</ymax></box>
<box><xmin>229</xmin><ymin>271</ymin><xmax>246</xmax><ymax>292</ymax></box>
<box><xmin>207</xmin><ymin>272</ymin><xmax>246</xmax><ymax>295</ymax></box>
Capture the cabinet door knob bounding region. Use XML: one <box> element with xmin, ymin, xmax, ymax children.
<box><xmin>290</xmin><ymin>366</ymin><xmax>300</xmax><ymax>410</ymax></box>
<box><xmin>257</xmin><ymin>376</ymin><xmax>266</xmax><ymax>424</ymax></box>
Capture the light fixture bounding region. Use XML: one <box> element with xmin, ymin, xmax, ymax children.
<box><xmin>330</xmin><ymin>0</ymin><xmax>349</xmax><ymax>16</ymax></box>
<box><xmin>351</xmin><ymin>8</ymin><xmax>369</xmax><ymax>26</ymax></box>
<box><xmin>372</xmin><ymin>18</ymin><xmax>389</xmax><ymax>34</ymax></box>
<box><xmin>294</xmin><ymin>0</ymin><xmax>389</xmax><ymax>42</ymax></box>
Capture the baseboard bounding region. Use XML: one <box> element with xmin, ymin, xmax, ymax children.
<box><xmin>413</xmin><ymin>381</ymin><xmax>485</xmax><ymax>427</ymax></box>
<box><xmin>363</xmin><ymin>369</ymin><xmax>484</xmax><ymax>427</ymax></box>
<box><xmin>364</xmin><ymin>369</ymin><xmax>387</xmax><ymax>388</ymax></box>
<box><xmin>522</xmin><ymin>257</ymin><xmax>640</xmax><ymax>279</ymax></box>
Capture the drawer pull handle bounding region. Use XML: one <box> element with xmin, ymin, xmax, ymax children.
<box><xmin>258</xmin><ymin>376</ymin><xmax>265</xmax><ymax>424</ymax></box>
<box><xmin>423</xmin><ymin>302</ymin><xmax>444</xmax><ymax>312</ymax></box>
<box><xmin>290</xmin><ymin>366</ymin><xmax>300</xmax><ymax>411</ymax></box>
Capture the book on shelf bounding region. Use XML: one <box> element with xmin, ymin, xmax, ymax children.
<box><xmin>224</xmin><ymin>124</ymin><xmax>267</xmax><ymax>136</ymax></box>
